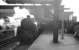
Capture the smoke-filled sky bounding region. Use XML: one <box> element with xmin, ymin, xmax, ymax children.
<box><xmin>61</xmin><ymin>0</ymin><xmax>79</xmax><ymax>21</ymax></box>
<box><xmin>0</xmin><ymin>0</ymin><xmax>79</xmax><ymax>21</ymax></box>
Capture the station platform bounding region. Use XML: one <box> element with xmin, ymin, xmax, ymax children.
<box><xmin>1</xmin><ymin>32</ymin><xmax>79</xmax><ymax>50</ymax></box>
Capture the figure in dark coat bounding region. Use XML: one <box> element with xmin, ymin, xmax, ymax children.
<box><xmin>17</xmin><ymin>15</ymin><xmax>37</xmax><ymax>46</ymax></box>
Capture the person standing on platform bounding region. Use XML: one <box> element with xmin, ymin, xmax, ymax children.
<box><xmin>14</xmin><ymin>15</ymin><xmax>37</xmax><ymax>50</ymax></box>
